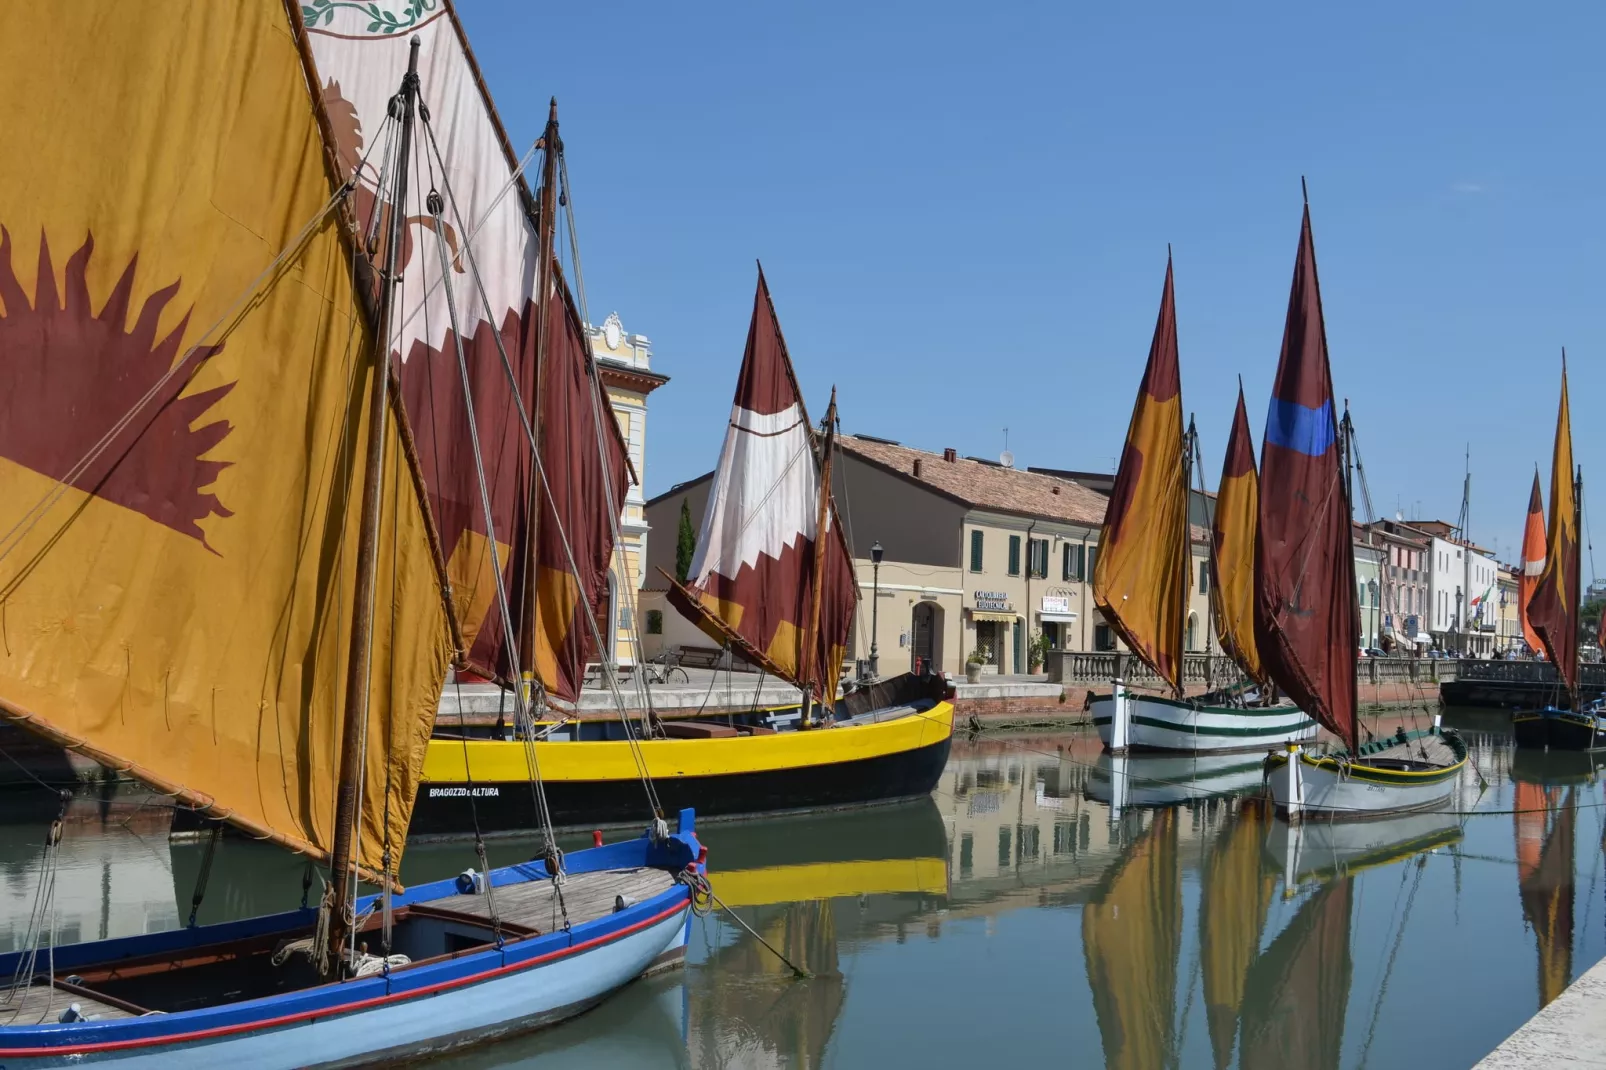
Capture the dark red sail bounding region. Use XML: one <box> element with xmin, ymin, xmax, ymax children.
<box><xmin>1254</xmin><ymin>203</ymin><xmax>1360</xmax><ymax>750</ymax></box>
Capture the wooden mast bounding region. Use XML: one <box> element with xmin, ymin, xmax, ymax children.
<box><xmin>1571</xmin><ymin>464</ymin><xmax>1583</xmax><ymax>713</ymax></box>
<box><xmin>517</xmin><ymin>100</ymin><xmax>560</xmax><ymax>691</ymax></box>
<box><xmin>801</xmin><ymin>388</ymin><xmax>840</xmax><ymax>723</ymax></box>
<box><xmin>328</xmin><ymin>35</ymin><xmax>422</xmax><ymax>975</ymax></box>
<box><xmin>1176</xmin><ymin>415</ymin><xmax>1195</xmax><ymax>700</ymax></box>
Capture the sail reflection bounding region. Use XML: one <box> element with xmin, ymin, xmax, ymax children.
<box><xmin>1514</xmin><ymin>783</ymin><xmax>1577</xmax><ymax>1008</ymax></box>
<box><xmin>1200</xmin><ymin>798</ymin><xmax>1275</xmax><ymax>1070</ymax></box>
<box><xmin>1239</xmin><ymin>876</ymin><xmax>1353</xmax><ymax>1070</ymax></box>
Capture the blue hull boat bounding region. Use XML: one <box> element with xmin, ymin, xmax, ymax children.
<box><xmin>1512</xmin><ymin>706</ymin><xmax>1606</xmax><ymax>752</ymax></box>
<box><xmin>0</xmin><ymin>813</ymin><xmax>702</xmax><ymax>1068</ymax></box>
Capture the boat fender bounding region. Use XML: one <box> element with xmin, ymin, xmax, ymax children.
<box><xmin>456</xmin><ymin>868</ymin><xmax>486</xmax><ymax>895</ymax></box>
<box><xmin>614</xmin><ymin>894</ymin><xmax>638</xmax><ymax>913</ymax></box>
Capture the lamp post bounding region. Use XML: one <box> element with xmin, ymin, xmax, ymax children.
<box><xmin>869</xmin><ymin>541</ymin><xmax>884</xmax><ymax>679</ymax></box>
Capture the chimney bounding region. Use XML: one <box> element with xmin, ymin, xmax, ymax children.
<box><xmin>943</xmin><ymin>448</ymin><xmax>957</xmax><ymax>463</ymax></box>
<box><xmin>1051</xmin><ymin>485</ymin><xmax>1060</xmax><ymax>495</ymax></box>
<box><xmin>913</xmin><ymin>459</ymin><xmax>923</xmax><ymax>478</ymax></box>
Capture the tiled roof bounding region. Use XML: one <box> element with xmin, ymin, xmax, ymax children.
<box><xmin>837</xmin><ymin>436</ymin><xmax>1111</xmax><ymax>528</ymax></box>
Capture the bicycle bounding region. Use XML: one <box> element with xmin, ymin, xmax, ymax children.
<box><xmin>644</xmin><ymin>647</ymin><xmax>690</xmax><ymax>685</ymax></box>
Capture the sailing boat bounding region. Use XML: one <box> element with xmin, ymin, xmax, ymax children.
<box><xmin>417</xmin><ymin>268</ymin><xmax>955</xmax><ymax>833</ymax></box>
<box><xmin>1090</xmin><ymin>256</ymin><xmax>1316</xmax><ymax>754</ymax></box>
<box><xmin>0</xmin><ymin>5</ymin><xmax>700</xmax><ymax>1064</ymax></box>
<box><xmin>1513</xmin><ymin>358</ymin><xmax>1601</xmax><ymax>750</ymax></box>
<box><xmin>1260</xmin><ymin>193</ymin><xmax>1467</xmax><ymax>820</ymax></box>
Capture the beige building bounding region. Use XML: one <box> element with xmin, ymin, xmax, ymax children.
<box><xmin>1496</xmin><ymin>565</ymin><xmax>1521</xmax><ymax>653</ymax></box>
<box><xmin>590</xmin><ymin>312</ymin><xmax>668</xmax><ymax>666</ymax></box>
<box><xmin>642</xmin><ymin>435</ymin><xmax>1216</xmax><ymax>678</ymax></box>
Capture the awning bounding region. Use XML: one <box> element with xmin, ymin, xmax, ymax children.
<box><xmin>970</xmin><ymin>610</ymin><xmax>1016</xmax><ymax>622</ymax></box>
<box><xmin>1413</xmin><ymin>633</ymin><xmax>1432</xmax><ymax>644</ymax></box>
<box><xmin>1039</xmin><ymin>612</ymin><xmax>1078</xmax><ymax>623</ymax></box>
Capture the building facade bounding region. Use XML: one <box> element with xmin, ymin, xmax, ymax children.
<box><xmin>1353</xmin><ymin>525</ymin><xmax>1384</xmax><ymax>651</ymax></box>
<box><xmin>1496</xmin><ymin>565</ymin><xmax>1521</xmax><ymax>654</ymax></box>
<box><xmin>642</xmin><ymin>435</ymin><xmax>1215</xmax><ymax>678</ymax></box>
<box><xmin>1408</xmin><ymin>519</ymin><xmax>1499</xmax><ymax>656</ymax></box>
<box><xmin>590</xmin><ymin>312</ymin><xmax>668</xmax><ymax>667</ymax></box>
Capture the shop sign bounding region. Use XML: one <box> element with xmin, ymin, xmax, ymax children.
<box><xmin>973</xmin><ymin>590</ymin><xmax>1012</xmax><ymax>611</ymax></box>
<box><xmin>1041</xmin><ymin>595</ymin><xmax>1071</xmax><ymax>614</ymax></box>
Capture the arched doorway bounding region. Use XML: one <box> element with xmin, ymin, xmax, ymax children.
<box><xmin>911</xmin><ymin>601</ymin><xmax>944</xmax><ymax>675</ymax></box>
<box><xmin>1186</xmin><ymin>612</ymin><xmax>1198</xmax><ymax>653</ymax></box>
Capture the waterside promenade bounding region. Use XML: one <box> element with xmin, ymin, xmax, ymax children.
<box><xmin>1475</xmin><ymin>956</ymin><xmax>1606</xmax><ymax>1068</ymax></box>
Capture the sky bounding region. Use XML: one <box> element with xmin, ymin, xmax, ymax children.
<box><xmin>458</xmin><ymin>0</ymin><xmax>1603</xmax><ymax>568</ymax></box>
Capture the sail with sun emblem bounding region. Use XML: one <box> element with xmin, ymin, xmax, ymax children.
<box><xmin>306</xmin><ymin>4</ymin><xmax>630</xmax><ymax>700</ymax></box>
<box><xmin>0</xmin><ymin>0</ymin><xmax>452</xmax><ymax>873</ymax></box>
<box><xmin>0</xmin><ymin>4</ymin><xmax>701</xmax><ymax>1062</ymax></box>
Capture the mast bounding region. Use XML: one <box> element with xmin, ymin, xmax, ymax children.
<box><xmin>517</xmin><ymin>99</ymin><xmax>560</xmax><ymax>687</ymax></box>
<box><xmin>1572</xmin><ymin>465</ymin><xmax>1583</xmax><ymax>712</ymax></box>
<box><xmin>1180</xmin><ymin>415</ymin><xmax>1197</xmax><ymax>700</ymax></box>
<box><xmin>802</xmin><ymin>388</ymin><xmax>840</xmax><ymax>720</ymax></box>
<box><xmin>328</xmin><ymin>35</ymin><xmax>421</xmax><ymax>975</ymax></box>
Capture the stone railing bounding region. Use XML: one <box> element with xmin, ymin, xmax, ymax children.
<box><xmin>1045</xmin><ymin>651</ymin><xmax>1455</xmax><ymax>687</ymax></box>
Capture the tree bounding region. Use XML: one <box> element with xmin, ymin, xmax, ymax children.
<box><xmin>675</xmin><ymin>497</ymin><xmax>697</xmax><ymax>583</ymax></box>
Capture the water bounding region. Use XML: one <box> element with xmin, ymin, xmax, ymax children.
<box><xmin>2</xmin><ymin>708</ymin><xmax>1602</xmax><ymax>1068</ymax></box>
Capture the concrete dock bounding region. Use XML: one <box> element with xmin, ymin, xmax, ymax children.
<box><xmin>1475</xmin><ymin>956</ymin><xmax>1606</xmax><ymax>1067</ymax></box>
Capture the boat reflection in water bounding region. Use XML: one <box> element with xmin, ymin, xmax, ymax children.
<box><xmin>1511</xmin><ymin>751</ymin><xmax>1585</xmax><ymax>1010</ymax></box>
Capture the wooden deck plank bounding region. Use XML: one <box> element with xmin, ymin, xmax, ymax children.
<box><xmin>0</xmin><ymin>982</ymin><xmax>135</xmax><ymax>1023</ymax></box>
<box><xmin>420</xmin><ymin>868</ymin><xmax>676</xmax><ymax>932</ymax></box>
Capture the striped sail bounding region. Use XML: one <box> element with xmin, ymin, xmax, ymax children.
<box><xmin>1254</xmin><ymin>204</ymin><xmax>1359</xmax><ymax>750</ymax></box>
<box><xmin>1519</xmin><ymin>471</ymin><xmax>1545</xmax><ymax>654</ymax></box>
<box><xmin>1094</xmin><ymin>256</ymin><xmax>1190</xmax><ymax>693</ymax></box>
<box><xmin>1528</xmin><ymin>360</ymin><xmax>1578</xmax><ymax>697</ymax></box>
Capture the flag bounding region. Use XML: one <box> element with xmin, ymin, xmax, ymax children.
<box><xmin>1254</xmin><ymin>203</ymin><xmax>1360</xmax><ymax>750</ymax></box>
<box><xmin>1094</xmin><ymin>255</ymin><xmax>1189</xmax><ymax>692</ymax></box>
<box><xmin>1529</xmin><ymin>360</ymin><xmax>1578</xmax><ymax>695</ymax></box>
<box><xmin>1520</xmin><ymin>471</ymin><xmax>1546</xmax><ymax>653</ymax></box>
<box><xmin>1211</xmin><ymin>385</ymin><xmax>1266</xmax><ymax>686</ymax></box>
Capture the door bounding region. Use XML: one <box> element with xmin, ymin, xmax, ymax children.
<box><xmin>1013</xmin><ymin>617</ymin><xmax>1025</xmax><ymax>674</ymax></box>
<box><xmin>912</xmin><ymin>602</ymin><xmax>935</xmax><ymax>673</ymax></box>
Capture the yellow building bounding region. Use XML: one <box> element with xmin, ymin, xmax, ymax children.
<box><xmin>589</xmin><ymin>312</ymin><xmax>668</xmax><ymax>667</ymax></box>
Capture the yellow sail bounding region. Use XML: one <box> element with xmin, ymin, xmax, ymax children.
<box><xmin>1211</xmin><ymin>385</ymin><xmax>1266</xmax><ymax>685</ymax></box>
<box><xmin>0</xmin><ymin>2</ymin><xmax>450</xmax><ymax>876</ymax></box>
<box><xmin>1199</xmin><ymin>798</ymin><xmax>1276</xmax><ymax>1070</ymax></box>
<box><xmin>1082</xmin><ymin>809</ymin><xmax>1182</xmax><ymax>1070</ymax></box>
<box><xmin>1094</xmin><ymin>258</ymin><xmax>1189</xmax><ymax>691</ymax></box>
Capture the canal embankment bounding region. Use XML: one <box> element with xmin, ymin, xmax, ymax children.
<box><xmin>1474</xmin><ymin>955</ymin><xmax>1606</xmax><ymax>1068</ymax></box>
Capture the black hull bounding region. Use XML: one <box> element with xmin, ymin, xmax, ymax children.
<box><xmin>1512</xmin><ymin>709</ymin><xmax>1606</xmax><ymax>752</ymax></box>
<box><xmin>1442</xmin><ymin>679</ymin><xmax>1604</xmax><ymax>710</ymax></box>
<box><xmin>409</xmin><ymin>733</ymin><xmax>954</xmax><ymax>837</ymax></box>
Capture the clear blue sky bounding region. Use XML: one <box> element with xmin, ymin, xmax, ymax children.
<box><xmin>459</xmin><ymin>1</ymin><xmax>1603</xmax><ymax>568</ymax></box>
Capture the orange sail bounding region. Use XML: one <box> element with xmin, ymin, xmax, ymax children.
<box><xmin>1094</xmin><ymin>255</ymin><xmax>1190</xmax><ymax>692</ymax></box>
<box><xmin>0</xmin><ymin>1</ymin><xmax>452</xmax><ymax>875</ymax></box>
<box><xmin>665</xmin><ymin>269</ymin><xmax>857</xmax><ymax>698</ymax></box>
<box><xmin>1211</xmin><ymin>385</ymin><xmax>1266</xmax><ymax>686</ymax></box>
<box><xmin>1529</xmin><ymin>359</ymin><xmax>1578</xmax><ymax>696</ymax></box>
<box><xmin>1082</xmin><ymin>809</ymin><xmax>1182</xmax><ymax>1070</ymax></box>
<box><xmin>1519</xmin><ymin>471</ymin><xmax>1547</xmax><ymax>655</ymax></box>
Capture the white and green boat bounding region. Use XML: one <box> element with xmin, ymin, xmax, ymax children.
<box><xmin>1092</xmin><ymin>685</ymin><xmax>1317</xmax><ymax>754</ymax></box>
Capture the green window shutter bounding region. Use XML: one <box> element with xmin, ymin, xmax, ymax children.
<box><xmin>1062</xmin><ymin>543</ymin><xmax>1071</xmax><ymax>580</ymax></box>
<box><xmin>1008</xmin><ymin>535</ymin><xmax>1021</xmax><ymax>576</ymax></box>
<box><xmin>970</xmin><ymin>530</ymin><xmax>984</xmax><ymax>572</ymax></box>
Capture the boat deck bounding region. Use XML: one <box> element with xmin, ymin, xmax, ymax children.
<box><xmin>1361</xmin><ymin>733</ymin><xmax>1460</xmax><ymax>767</ymax></box>
<box><xmin>421</xmin><ymin>866</ymin><xmax>678</xmax><ymax>933</ymax></box>
<box><xmin>0</xmin><ymin>980</ymin><xmax>138</xmax><ymax>1024</ymax></box>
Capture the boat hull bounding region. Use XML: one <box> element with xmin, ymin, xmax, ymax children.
<box><xmin>1089</xmin><ymin>692</ymin><xmax>1317</xmax><ymax>754</ymax></box>
<box><xmin>1264</xmin><ymin>743</ymin><xmax>1465</xmax><ymax>821</ymax></box>
<box><xmin>0</xmin><ymin>820</ymin><xmax>701</xmax><ymax>1068</ymax></box>
<box><xmin>413</xmin><ymin>702</ymin><xmax>955</xmax><ymax>836</ymax></box>
<box><xmin>1512</xmin><ymin>707</ymin><xmax>1606</xmax><ymax>752</ymax></box>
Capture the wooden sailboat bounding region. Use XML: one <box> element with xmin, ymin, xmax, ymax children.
<box><xmin>0</xmin><ymin>5</ymin><xmax>701</xmax><ymax>1064</ymax></box>
<box><xmin>1513</xmin><ymin>358</ymin><xmax>1601</xmax><ymax>749</ymax></box>
<box><xmin>1090</xmin><ymin>256</ymin><xmax>1316</xmax><ymax>754</ymax></box>
<box><xmin>417</xmin><ymin>267</ymin><xmax>954</xmax><ymax>833</ymax></box>
<box><xmin>1260</xmin><ymin>192</ymin><xmax>1467</xmax><ymax>820</ymax></box>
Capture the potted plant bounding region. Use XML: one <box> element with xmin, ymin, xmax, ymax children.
<box><xmin>1027</xmin><ymin>631</ymin><xmax>1050</xmax><ymax>674</ymax></box>
<box><xmin>965</xmin><ymin>645</ymin><xmax>990</xmax><ymax>683</ymax></box>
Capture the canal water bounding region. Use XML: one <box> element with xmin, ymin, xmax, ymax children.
<box><xmin>1</xmin><ymin>708</ymin><xmax>1600</xmax><ymax>1068</ymax></box>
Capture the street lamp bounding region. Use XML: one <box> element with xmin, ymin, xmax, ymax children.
<box><xmin>869</xmin><ymin>541</ymin><xmax>884</xmax><ymax>679</ymax></box>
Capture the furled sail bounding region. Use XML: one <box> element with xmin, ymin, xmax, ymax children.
<box><xmin>1254</xmin><ymin>204</ymin><xmax>1359</xmax><ymax>750</ymax></box>
<box><xmin>303</xmin><ymin>6</ymin><xmax>623</xmax><ymax>699</ymax></box>
<box><xmin>1082</xmin><ymin>809</ymin><xmax>1182</xmax><ymax>1070</ymax></box>
<box><xmin>1240</xmin><ymin>877</ymin><xmax>1353</xmax><ymax>1070</ymax></box>
<box><xmin>1528</xmin><ymin>361</ymin><xmax>1578</xmax><ymax>697</ymax></box>
<box><xmin>1094</xmin><ymin>255</ymin><xmax>1189</xmax><ymax>693</ymax></box>
<box><xmin>1199</xmin><ymin>798</ymin><xmax>1276</xmax><ymax>1070</ymax></box>
<box><xmin>1514</xmin><ymin>784</ymin><xmax>1576</xmax><ymax>1008</ymax></box>
<box><xmin>531</xmin><ymin>267</ymin><xmax>632</xmax><ymax>700</ymax></box>
<box><xmin>0</xmin><ymin>1</ymin><xmax>451</xmax><ymax>874</ymax></box>
<box><xmin>1519</xmin><ymin>471</ymin><xmax>1546</xmax><ymax>654</ymax></box>
<box><xmin>1211</xmin><ymin>385</ymin><xmax>1267</xmax><ymax>687</ymax></box>
<box><xmin>666</xmin><ymin>268</ymin><xmax>856</xmax><ymax>698</ymax></box>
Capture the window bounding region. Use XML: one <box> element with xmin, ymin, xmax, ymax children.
<box><xmin>970</xmin><ymin>530</ymin><xmax>984</xmax><ymax>573</ymax></box>
<box><xmin>1358</xmin><ymin>582</ymin><xmax>1366</xmax><ymax>607</ymax></box>
<box><xmin>1094</xmin><ymin>623</ymin><xmax>1115</xmax><ymax>651</ymax></box>
<box><xmin>1199</xmin><ymin>560</ymin><xmax>1209</xmax><ymax>595</ymax></box>
<box><xmin>645</xmin><ymin>609</ymin><xmax>663</xmax><ymax>635</ymax></box>
<box><xmin>1008</xmin><ymin>535</ymin><xmax>1021</xmax><ymax>576</ymax></box>
<box><xmin>1031</xmin><ymin>538</ymin><xmax>1049</xmax><ymax>578</ymax></box>
<box><xmin>1086</xmin><ymin>546</ymin><xmax>1099</xmax><ymax>581</ymax></box>
<box><xmin>1063</xmin><ymin>543</ymin><xmax>1085</xmax><ymax>581</ymax></box>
